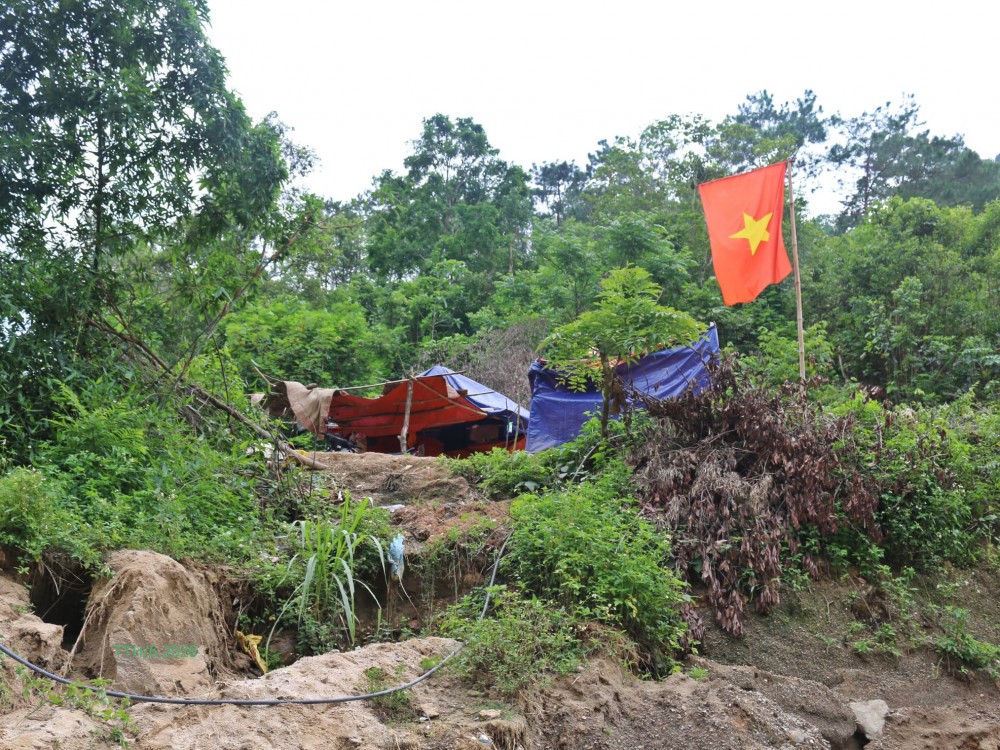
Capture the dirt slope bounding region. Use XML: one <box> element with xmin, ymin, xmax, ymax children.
<box><xmin>305</xmin><ymin>451</ymin><xmax>471</xmax><ymax>507</ymax></box>
<box><xmin>2</xmin><ymin>549</ymin><xmax>999</xmax><ymax>749</ymax></box>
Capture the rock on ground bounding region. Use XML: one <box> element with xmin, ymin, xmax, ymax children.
<box><xmin>850</xmin><ymin>699</ymin><xmax>889</xmax><ymax>742</ymax></box>
<box><xmin>0</xmin><ymin>574</ymin><xmax>68</xmax><ymax>672</ymax></box>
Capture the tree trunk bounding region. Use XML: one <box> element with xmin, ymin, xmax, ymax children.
<box><xmin>599</xmin><ymin>355</ymin><xmax>613</xmax><ymax>439</ymax></box>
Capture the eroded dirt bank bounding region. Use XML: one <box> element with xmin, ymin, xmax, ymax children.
<box><xmin>2</xmin><ymin>550</ymin><xmax>998</xmax><ymax>749</ymax></box>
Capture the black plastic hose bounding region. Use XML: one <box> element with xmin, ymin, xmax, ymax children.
<box><xmin>0</xmin><ymin>533</ymin><xmax>512</xmax><ymax>706</ymax></box>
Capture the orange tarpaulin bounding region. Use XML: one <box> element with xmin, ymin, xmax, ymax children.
<box><xmin>328</xmin><ymin>375</ymin><xmax>487</xmax><ymax>437</ymax></box>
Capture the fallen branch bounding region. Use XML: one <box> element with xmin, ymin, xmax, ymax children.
<box><xmin>86</xmin><ymin>316</ymin><xmax>326</xmax><ymax>470</ymax></box>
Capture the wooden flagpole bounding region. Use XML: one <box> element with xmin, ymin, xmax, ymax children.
<box><xmin>787</xmin><ymin>160</ymin><xmax>806</xmax><ymax>383</ymax></box>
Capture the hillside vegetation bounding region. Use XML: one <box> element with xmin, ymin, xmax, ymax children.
<box><xmin>2</xmin><ymin>0</ymin><xmax>1000</xmax><ymax>712</ymax></box>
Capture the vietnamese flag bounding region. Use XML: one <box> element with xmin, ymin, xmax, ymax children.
<box><xmin>698</xmin><ymin>161</ymin><xmax>792</xmax><ymax>305</ymax></box>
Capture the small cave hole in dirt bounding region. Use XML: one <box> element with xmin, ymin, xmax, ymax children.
<box><xmin>28</xmin><ymin>565</ymin><xmax>92</xmax><ymax>649</ymax></box>
<box><xmin>853</xmin><ymin>729</ymin><xmax>870</xmax><ymax>747</ymax></box>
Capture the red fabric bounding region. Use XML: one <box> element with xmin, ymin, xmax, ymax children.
<box><xmin>698</xmin><ymin>161</ymin><xmax>792</xmax><ymax>305</ymax></box>
<box><xmin>443</xmin><ymin>436</ymin><xmax>526</xmax><ymax>459</ymax></box>
<box><xmin>327</xmin><ymin>376</ymin><xmax>487</xmax><ymax>437</ymax></box>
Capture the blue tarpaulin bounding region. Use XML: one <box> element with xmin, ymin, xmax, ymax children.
<box><xmin>525</xmin><ymin>324</ymin><xmax>720</xmax><ymax>452</ymax></box>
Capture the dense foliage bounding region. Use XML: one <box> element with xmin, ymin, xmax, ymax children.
<box><xmin>1</xmin><ymin>0</ymin><xmax>999</xmax><ymax>685</ymax></box>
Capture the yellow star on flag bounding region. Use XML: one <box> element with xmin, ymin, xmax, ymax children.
<box><xmin>728</xmin><ymin>212</ymin><xmax>772</xmax><ymax>255</ymax></box>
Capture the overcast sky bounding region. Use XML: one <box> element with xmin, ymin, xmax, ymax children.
<box><xmin>205</xmin><ymin>0</ymin><xmax>1000</xmax><ymax>217</ymax></box>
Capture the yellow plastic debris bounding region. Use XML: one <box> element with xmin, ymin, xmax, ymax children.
<box><xmin>236</xmin><ymin>630</ymin><xmax>269</xmax><ymax>674</ymax></box>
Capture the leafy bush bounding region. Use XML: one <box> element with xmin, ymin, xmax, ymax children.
<box><xmin>507</xmin><ymin>467</ymin><xmax>689</xmax><ymax>673</ymax></box>
<box><xmin>27</xmin><ymin>380</ymin><xmax>266</xmax><ymax>562</ymax></box>
<box><xmin>748</xmin><ymin>322</ymin><xmax>836</xmax><ymax>387</ymax></box>
<box><xmin>830</xmin><ymin>392</ymin><xmax>981</xmax><ymax>566</ymax></box>
<box><xmin>436</xmin><ymin>586</ymin><xmax>588</xmax><ymax>696</ymax></box>
<box><xmin>449</xmin><ymin>448</ymin><xmax>551</xmax><ymax>497</ymax></box>
<box><xmin>449</xmin><ymin>414</ymin><xmax>643</xmax><ymax>499</ymax></box>
<box><xmin>932</xmin><ymin>606</ymin><xmax>1000</xmax><ymax>678</ymax></box>
<box><xmin>0</xmin><ymin>467</ymin><xmax>101</xmax><ymax>568</ymax></box>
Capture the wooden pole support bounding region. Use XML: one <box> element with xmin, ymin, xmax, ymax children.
<box><xmin>399</xmin><ymin>377</ymin><xmax>414</xmax><ymax>453</ymax></box>
<box><xmin>787</xmin><ymin>161</ymin><xmax>806</xmax><ymax>384</ymax></box>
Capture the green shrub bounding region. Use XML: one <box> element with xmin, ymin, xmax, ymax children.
<box><xmin>0</xmin><ymin>467</ymin><xmax>102</xmax><ymax>568</ymax></box>
<box><xmin>933</xmin><ymin>605</ymin><xmax>1000</xmax><ymax>678</ymax></box>
<box><xmin>359</xmin><ymin>665</ymin><xmax>414</xmax><ymax>722</ymax></box>
<box><xmin>829</xmin><ymin>392</ymin><xmax>980</xmax><ymax>566</ymax></box>
<box><xmin>507</xmin><ymin>467</ymin><xmax>689</xmax><ymax>673</ymax></box>
<box><xmin>27</xmin><ymin>380</ymin><xmax>266</xmax><ymax>562</ymax></box>
<box><xmin>448</xmin><ymin>415</ymin><xmax>644</xmax><ymax>499</ymax></box>
<box><xmin>449</xmin><ymin>448</ymin><xmax>550</xmax><ymax>497</ymax></box>
<box><xmin>436</xmin><ymin>586</ymin><xmax>587</xmax><ymax>696</ymax></box>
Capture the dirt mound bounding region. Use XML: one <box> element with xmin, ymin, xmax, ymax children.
<box><xmin>75</xmin><ymin>550</ymin><xmax>235</xmax><ymax>697</ymax></box>
<box><xmin>130</xmin><ymin>637</ymin><xmax>458</xmax><ymax>750</ymax></box>
<box><xmin>526</xmin><ymin>655</ymin><xmax>830</xmax><ymax>750</ymax></box>
<box><xmin>868</xmin><ymin>705</ymin><xmax>1000</xmax><ymax>750</ymax></box>
<box><xmin>391</xmin><ymin>499</ymin><xmax>509</xmax><ymax>548</ymax></box>
<box><xmin>0</xmin><ymin>574</ymin><xmax>69</xmax><ymax>674</ymax></box>
<box><xmin>696</xmin><ymin>573</ymin><xmax>1000</xmax><ymax>749</ymax></box>
<box><xmin>0</xmin><ymin>704</ymin><xmax>110</xmax><ymax>750</ymax></box>
<box><xmin>306</xmin><ymin>451</ymin><xmax>471</xmax><ymax>507</ymax></box>
<box><xmin>690</xmin><ymin>658</ymin><xmax>859</xmax><ymax>749</ymax></box>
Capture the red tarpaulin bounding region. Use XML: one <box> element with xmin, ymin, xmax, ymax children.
<box><xmin>327</xmin><ymin>375</ymin><xmax>487</xmax><ymax>437</ymax></box>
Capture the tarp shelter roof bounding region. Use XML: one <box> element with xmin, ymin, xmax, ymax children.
<box><xmin>253</xmin><ymin>380</ymin><xmax>335</xmax><ymax>436</ymax></box>
<box><xmin>526</xmin><ymin>324</ymin><xmax>720</xmax><ymax>452</ymax></box>
<box><xmin>254</xmin><ymin>369</ymin><xmax>531</xmax><ymax>441</ymax></box>
<box><xmin>327</xmin><ymin>375</ymin><xmax>490</xmax><ymax>437</ymax></box>
<box><xmin>416</xmin><ymin>366</ymin><xmax>530</xmax><ymax>426</ymax></box>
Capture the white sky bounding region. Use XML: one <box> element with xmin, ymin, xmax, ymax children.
<box><xmin>206</xmin><ymin>0</ymin><xmax>1000</xmax><ymax>217</ymax></box>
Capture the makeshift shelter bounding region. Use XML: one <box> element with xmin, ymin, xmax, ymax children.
<box><xmin>525</xmin><ymin>324</ymin><xmax>720</xmax><ymax>452</ymax></box>
<box><xmin>255</xmin><ymin>367</ymin><xmax>530</xmax><ymax>458</ymax></box>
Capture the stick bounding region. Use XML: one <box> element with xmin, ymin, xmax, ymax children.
<box><xmin>787</xmin><ymin>160</ymin><xmax>806</xmax><ymax>384</ymax></box>
<box><xmin>399</xmin><ymin>377</ymin><xmax>414</xmax><ymax>453</ymax></box>
<box><xmin>86</xmin><ymin>317</ymin><xmax>327</xmax><ymax>470</ymax></box>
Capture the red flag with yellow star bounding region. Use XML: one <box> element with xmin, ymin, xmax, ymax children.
<box><xmin>698</xmin><ymin>161</ymin><xmax>792</xmax><ymax>305</ymax></box>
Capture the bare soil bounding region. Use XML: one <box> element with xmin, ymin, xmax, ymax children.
<box><xmin>304</xmin><ymin>451</ymin><xmax>471</xmax><ymax>508</ymax></box>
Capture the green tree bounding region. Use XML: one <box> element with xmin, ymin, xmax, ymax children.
<box><xmin>366</xmin><ymin>114</ymin><xmax>532</xmax><ymax>281</ymax></box>
<box><xmin>810</xmin><ymin>197</ymin><xmax>1000</xmax><ymax>398</ymax></box>
<box><xmin>530</xmin><ymin>160</ymin><xmax>590</xmax><ymax>225</ymax></box>
<box><xmin>0</xmin><ymin>0</ymin><xmax>292</xmax><ymax>455</ymax></box>
<box><xmin>0</xmin><ymin>0</ymin><xmax>270</xmax><ymax>274</ymax></box>
<box><xmin>540</xmin><ymin>266</ymin><xmax>703</xmax><ymax>438</ymax></box>
<box><xmin>221</xmin><ymin>296</ymin><xmax>373</xmax><ymax>388</ymax></box>
<box><xmin>728</xmin><ymin>89</ymin><xmax>828</xmax><ymax>180</ymax></box>
<box><xmin>828</xmin><ymin>96</ymin><xmax>1000</xmax><ymax>231</ymax></box>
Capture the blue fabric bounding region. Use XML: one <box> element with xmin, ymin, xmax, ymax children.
<box><xmin>388</xmin><ymin>533</ymin><xmax>405</xmax><ymax>583</ymax></box>
<box><xmin>416</xmin><ymin>365</ymin><xmax>530</xmax><ymax>427</ymax></box>
<box><xmin>525</xmin><ymin>324</ymin><xmax>720</xmax><ymax>452</ymax></box>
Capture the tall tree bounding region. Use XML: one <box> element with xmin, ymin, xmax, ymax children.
<box><xmin>0</xmin><ymin>0</ymin><xmax>274</xmax><ymax>273</ymax></box>
<box><xmin>366</xmin><ymin>114</ymin><xmax>532</xmax><ymax>280</ymax></box>
<box><xmin>828</xmin><ymin>96</ymin><xmax>1000</xmax><ymax>231</ymax></box>
<box><xmin>530</xmin><ymin>160</ymin><xmax>590</xmax><ymax>225</ymax></box>
<box><xmin>540</xmin><ymin>266</ymin><xmax>702</xmax><ymax>438</ymax></box>
<box><xmin>0</xmin><ymin>0</ymin><xmax>291</xmax><ymax>453</ymax></box>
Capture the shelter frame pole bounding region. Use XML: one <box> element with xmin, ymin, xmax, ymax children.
<box><xmin>787</xmin><ymin>160</ymin><xmax>806</xmax><ymax>384</ymax></box>
<box><xmin>399</xmin><ymin>377</ymin><xmax>414</xmax><ymax>453</ymax></box>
